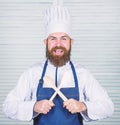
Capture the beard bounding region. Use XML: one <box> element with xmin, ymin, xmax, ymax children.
<box><xmin>46</xmin><ymin>44</ymin><xmax>71</xmax><ymax>67</ymax></box>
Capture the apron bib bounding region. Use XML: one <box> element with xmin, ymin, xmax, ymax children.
<box><xmin>34</xmin><ymin>60</ymin><xmax>83</xmax><ymax>125</ymax></box>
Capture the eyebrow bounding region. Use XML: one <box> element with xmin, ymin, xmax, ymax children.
<box><xmin>48</xmin><ymin>36</ymin><xmax>56</xmax><ymax>38</ymax></box>
<box><xmin>48</xmin><ymin>35</ymin><xmax>69</xmax><ymax>39</ymax></box>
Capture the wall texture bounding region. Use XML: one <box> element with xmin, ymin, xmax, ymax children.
<box><xmin>0</xmin><ymin>0</ymin><xmax>120</xmax><ymax>125</ymax></box>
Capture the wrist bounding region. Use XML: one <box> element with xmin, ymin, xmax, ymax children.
<box><xmin>81</xmin><ymin>102</ymin><xmax>87</xmax><ymax>112</ymax></box>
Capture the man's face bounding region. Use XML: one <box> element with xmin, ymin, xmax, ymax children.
<box><xmin>44</xmin><ymin>32</ymin><xmax>73</xmax><ymax>67</ymax></box>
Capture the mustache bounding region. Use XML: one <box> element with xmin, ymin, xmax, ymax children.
<box><xmin>51</xmin><ymin>46</ymin><xmax>66</xmax><ymax>52</ymax></box>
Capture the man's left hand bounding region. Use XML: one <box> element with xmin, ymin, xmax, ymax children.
<box><xmin>63</xmin><ymin>98</ymin><xmax>87</xmax><ymax>114</ymax></box>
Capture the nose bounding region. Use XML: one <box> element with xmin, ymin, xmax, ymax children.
<box><xmin>56</xmin><ymin>39</ymin><xmax>61</xmax><ymax>47</ymax></box>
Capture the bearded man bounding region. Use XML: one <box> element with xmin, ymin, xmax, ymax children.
<box><xmin>3</xmin><ymin>4</ymin><xmax>114</xmax><ymax>125</ymax></box>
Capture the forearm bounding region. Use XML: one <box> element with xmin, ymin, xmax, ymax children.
<box><xmin>3</xmin><ymin>97</ymin><xmax>36</xmax><ymax>121</ymax></box>
<box><xmin>80</xmin><ymin>98</ymin><xmax>114</xmax><ymax>122</ymax></box>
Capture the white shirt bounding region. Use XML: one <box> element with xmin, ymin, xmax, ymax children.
<box><xmin>3</xmin><ymin>61</ymin><xmax>114</xmax><ymax>122</ymax></box>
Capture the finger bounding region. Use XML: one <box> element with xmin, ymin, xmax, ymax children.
<box><xmin>48</xmin><ymin>101</ymin><xmax>55</xmax><ymax>107</ymax></box>
<box><xmin>65</xmin><ymin>103</ymin><xmax>73</xmax><ymax>111</ymax></box>
<box><xmin>34</xmin><ymin>100</ymin><xmax>54</xmax><ymax>114</ymax></box>
<box><xmin>63</xmin><ymin>100</ymin><xmax>70</xmax><ymax>107</ymax></box>
<box><xmin>41</xmin><ymin>101</ymin><xmax>54</xmax><ymax>111</ymax></box>
<box><xmin>39</xmin><ymin>104</ymin><xmax>52</xmax><ymax>114</ymax></box>
<box><xmin>63</xmin><ymin>99</ymin><xmax>73</xmax><ymax>107</ymax></box>
<box><xmin>42</xmin><ymin>106</ymin><xmax>51</xmax><ymax>114</ymax></box>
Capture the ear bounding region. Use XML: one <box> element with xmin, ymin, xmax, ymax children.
<box><xmin>71</xmin><ymin>39</ymin><xmax>74</xmax><ymax>45</ymax></box>
<box><xmin>44</xmin><ymin>39</ymin><xmax>47</xmax><ymax>45</ymax></box>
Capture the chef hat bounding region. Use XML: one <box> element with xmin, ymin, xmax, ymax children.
<box><xmin>44</xmin><ymin>3</ymin><xmax>71</xmax><ymax>38</ymax></box>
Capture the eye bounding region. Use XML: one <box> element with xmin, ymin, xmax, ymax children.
<box><xmin>63</xmin><ymin>38</ymin><xmax>67</xmax><ymax>40</ymax></box>
<box><xmin>48</xmin><ymin>36</ymin><xmax>56</xmax><ymax>41</ymax></box>
<box><xmin>51</xmin><ymin>37</ymin><xmax>56</xmax><ymax>40</ymax></box>
<box><xmin>61</xmin><ymin>36</ymin><xmax>70</xmax><ymax>41</ymax></box>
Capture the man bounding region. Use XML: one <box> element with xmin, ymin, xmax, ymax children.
<box><xmin>3</xmin><ymin>5</ymin><xmax>114</xmax><ymax>125</ymax></box>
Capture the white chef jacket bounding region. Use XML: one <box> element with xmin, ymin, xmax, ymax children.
<box><xmin>3</xmin><ymin>61</ymin><xmax>114</xmax><ymax>122</ymax></box>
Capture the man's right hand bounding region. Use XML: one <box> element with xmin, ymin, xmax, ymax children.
<box><xmin>33</xmin><ymin>100</ymin><xmax>55</xmax><ymax>114</ymax></box>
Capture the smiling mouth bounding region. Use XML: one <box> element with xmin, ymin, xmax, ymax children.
<box><xmin>53</xmin><ymin>49</ymin><xmax>64</xmax><ymax>56</ymax></box>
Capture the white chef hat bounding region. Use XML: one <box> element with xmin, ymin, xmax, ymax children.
<box><xmin>44</xmin><ymin>4</ymin><xmax>71</xmax><ymax>38</ymax></box>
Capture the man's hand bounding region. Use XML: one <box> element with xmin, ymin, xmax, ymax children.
<box><xmin>34</xmin><ymin>100</ymin><xmax>55</xmax><ymax>114</ymax></box>
<box><xmin>63</xmin><ymin>98</ymin><xmax>87</xmax><ymax>114</ymax></box>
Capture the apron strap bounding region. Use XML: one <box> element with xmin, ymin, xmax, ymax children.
<box><xmin>41</xmin><ymin>60</ymin><xmax>48</xmax><ymax>79</ymax></box>
<box><xmin>38</xmin><ymin>60</ymin><xmax>48</xmax><ymax>88</ymax></box>
<box><xmin>69</xmin><ymin>61</ymin><xmax>78</xmax><ymax>88</ymax></box>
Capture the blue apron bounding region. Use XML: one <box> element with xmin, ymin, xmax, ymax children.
<box><xmin>34</xmin><ymin>60</ymin><xmax>83</xmax><ymax>125</ymax></box>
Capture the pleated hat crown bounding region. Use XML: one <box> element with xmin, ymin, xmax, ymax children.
<box><xmin>44</xmin><ymin>5</ymin><xmax>71</xmax><ymax>38</ymax></box>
